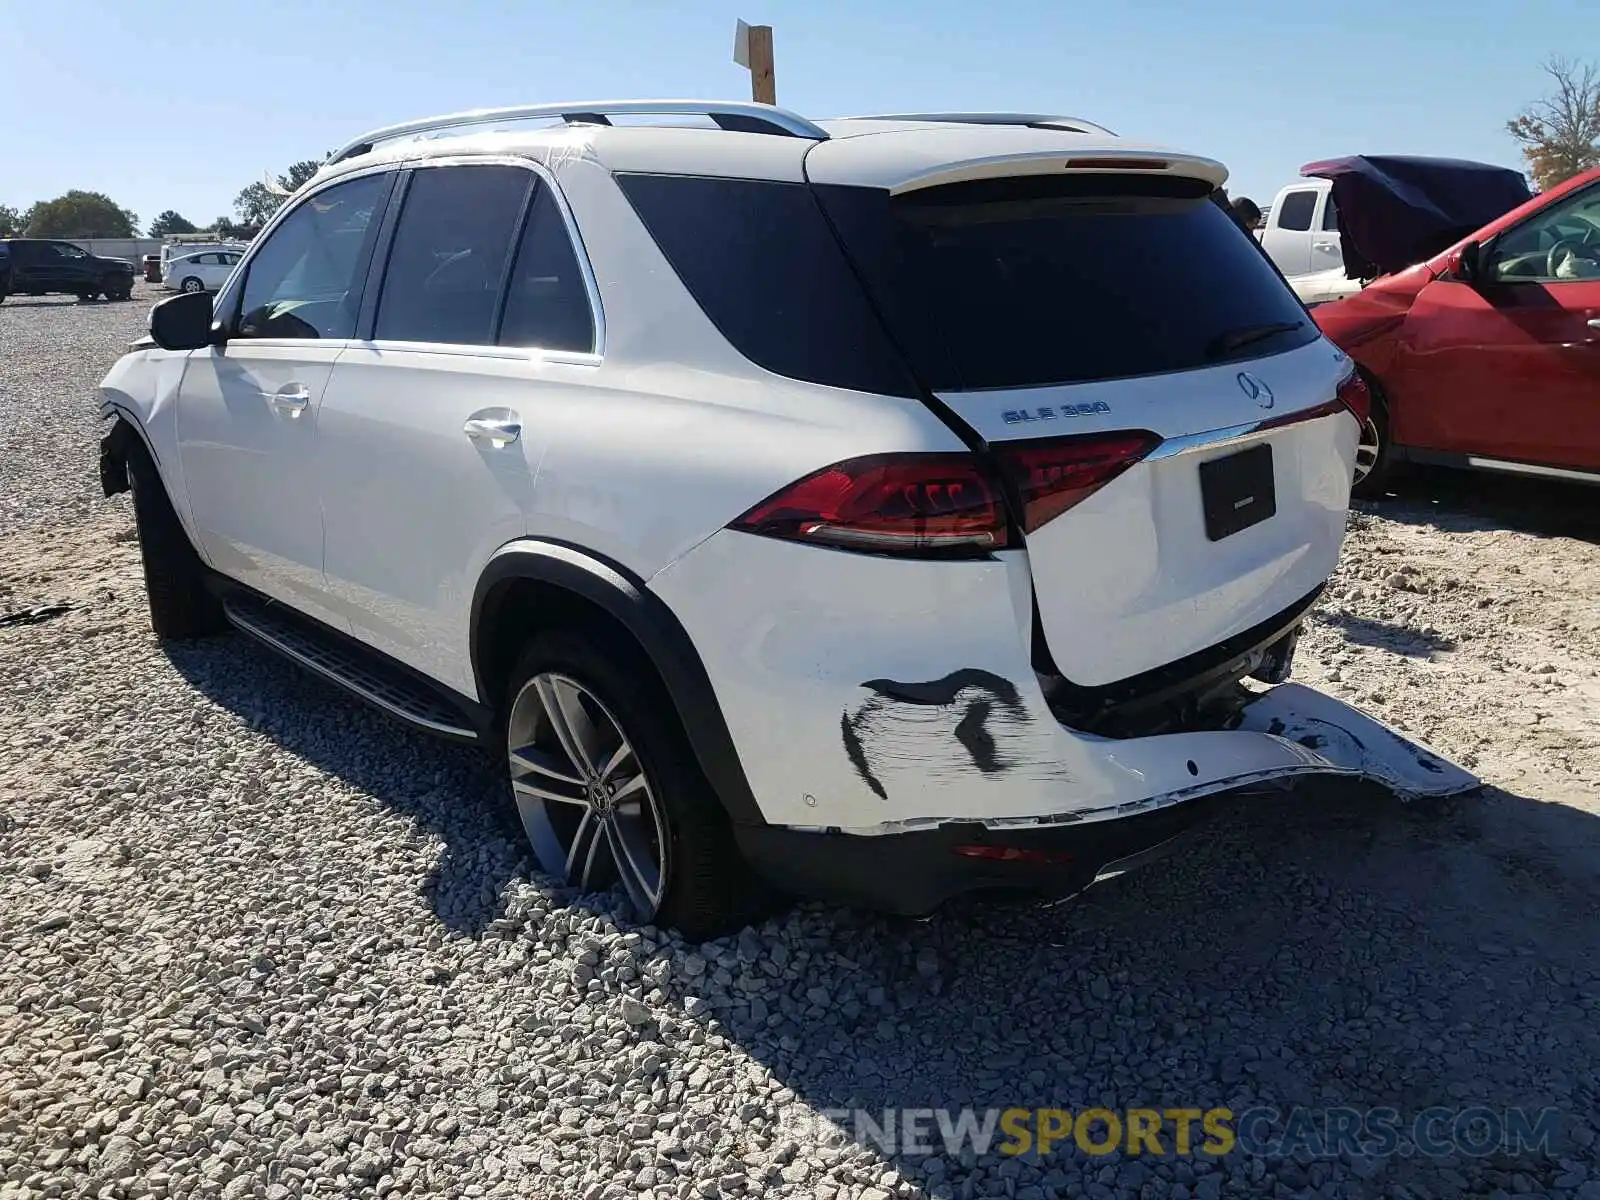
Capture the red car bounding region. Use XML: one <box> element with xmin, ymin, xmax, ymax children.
<box><xmin>1311</xmin><ymin>159</ymin><xmax>1600</xmax><ymax>496</ymax></box>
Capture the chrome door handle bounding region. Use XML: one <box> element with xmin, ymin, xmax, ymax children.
<box><xmin>1313</xmin><ymin>241</ymin><xmax>1338</xmax><ymax>252</ymax></box>
<box><xmin>463</xmin><ymin>415</ymin><xmax>522</xmax><ymax>446</ymax></box>
<box><xmin>1588</xmin><ymin>318</ymin><xmax>1600</xmax><ymax>330</ymax></box>
<box><xmin>263</xmin><ymin>384</ymin><xmax>310</xmax><ymax>418</ymax></box>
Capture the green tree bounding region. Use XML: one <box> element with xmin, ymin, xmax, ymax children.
<box><xmin>281</xmin><ymin>160</ymin><xmax>323</xmax><ymax>191</ymax></box>
<box><xmin>209</xmin><ymin>215</ymin><xmax>237</xmax><ymax>238</ymax></box>
<box><xmin>149</xmin><ymin>210</ymin><xmax>198</xmax><ymax>237</ymax></box>
<box><xmin>1507</xmin><ymin>57</ymin><xmax>1600</xmax><ymax>191</ymax></box>
<box><xmin>233</xmin><ymin>158</ymin><xmax>326</xmax><ymax>227</ymax></box>
<box><xmin>0</xmin><ymin>204</ymin><xmax>22</xmax><ymax>236</ymax></box>
<box><xmin>233</xmin><ymin>181</ymin><xmax>280</xmax><ymax>227</ymax></box>
<box><xmin>23</xmin><ymin>190</ymin><xmax>139</xmax><ymax>238</ymax></box>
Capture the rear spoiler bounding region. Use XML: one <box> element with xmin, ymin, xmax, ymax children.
<box><xmin>888</xmin><ymin>150</ymin><xmax>1227</xmax><ymax>197</ymax></box>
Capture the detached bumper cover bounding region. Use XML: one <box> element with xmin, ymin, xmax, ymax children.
<box><xmin>739</xmin><ymin>682</ymin><xmax>1477</xmax><ymax>913</ymax></box>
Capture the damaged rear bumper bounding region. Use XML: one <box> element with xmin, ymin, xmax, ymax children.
<box><xmin>736</xmin><ymin>682</ymin><xmax>1478</xmax><ymax>914</ymax></box>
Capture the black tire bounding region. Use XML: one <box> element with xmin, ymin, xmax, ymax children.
<box><xmin>179</xmin><ymin>276</ymin><xmax>204</xmax><ymax>295</ymax></box>
<box><xmin>126</xmin><ymin>442</ymin><xmax>226</xmax><ymax>640</ymax></box>
<box><xmin>1351</xmin><ymin>376</ymin><xmax>1399</xmax><ymax>499</ymax></box>
<box><xmin>503</xmin><ymin>629</ymin><xmax>773</xmax><ymax>939</ymax></box>
<box><xmin>77</xmin><ymin>291</ymin><xmax>98</xmax><ymax>303</ymax></box>
<box><xmin>108</xmin><ymin>283</ymin><xmax>132</xmax><ymax>301</ymax></box>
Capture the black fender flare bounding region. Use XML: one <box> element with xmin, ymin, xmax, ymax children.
<box><xmin>470</xmin><ymin>540</ymin><xmax>766</xmax><ymax>827</ymax></box>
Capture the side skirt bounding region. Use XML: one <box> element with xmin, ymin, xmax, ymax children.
<box><xmin>211</xmin><ymin>581</ymin><xmax>494</xmax><ymax>745</ymax></box>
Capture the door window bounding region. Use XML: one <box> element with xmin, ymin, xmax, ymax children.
<box><xmin>1487</xmin><ymin>185</ymin><xmax>1600</xmax><ymax>282</ymax></box>
<box><xmin>1276</xmin><ymin>191</ymin><xmax>1317</xmax><ymax>231</ymax></box>
<box><xmin>373</xmin><ymin>165</ymin><xmax>531</xmax><ymax>345</ymax></box>
<box><xmin>498</xmin><ymin>186</ymin><xmax>597</xmax><ymax>353</ymax></box>
<box><xmin>52</xmin><ymin>243</ymin><xmax>89</xmax><ymax>260</ymax></box>
<box><xmin>1321</xmin><ymin>195</ymin><xmax>1340</xmax><ymax>232</ymax></box>
<box><xmin>235</xmin><ymin>172</ymin><xmax>390</xmax><ymax>340</ymax></box>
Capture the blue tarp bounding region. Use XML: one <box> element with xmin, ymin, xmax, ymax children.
<box><xmin>1299</xmin><ymin>155</ymin><xmax>1532</xmax><ymax>279</ymax></box>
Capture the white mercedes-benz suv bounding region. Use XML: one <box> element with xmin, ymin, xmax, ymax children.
<box><xmin>98</xmin><ymin>101</ymin><xmax>1476</xmax><ymax>937</ymax></box>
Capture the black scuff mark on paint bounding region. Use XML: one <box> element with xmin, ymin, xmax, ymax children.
<box><xmin>840</xmin><ymin>704</ymin><xmax>888</xmax><ymax>800</ymax></box>
<box><xmin>1266</xmin><ymin>717</ymin><xmax>1287</xmax><ymax>736</ymax></box>
<box><xmin>1297</xmin><ymin>734</ymin><xmax>1327</xmax><ymax>750</ymax></box>
<box><xmin>861</xmin><ymin>668</ymin><xmax>1024</xmax><ymax>710</ymax></box>
<box><xmin>841</xmin><ymin>669</ymin><xmax>1037</xmax><ymax>799</ymax></box>
<box><xmin>953</xmin><ymin>698</ymin><xmax>1001</xmax><ymax>773</ymax></box>
<box><xmin>1387</xmin><ymin>730</ymin><xmax>1445</xmax><ymax>774</ymax></box>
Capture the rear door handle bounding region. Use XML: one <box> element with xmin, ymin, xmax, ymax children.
<box><xmin>1313</xmin><ymin>241</ymin><xmax>1338</xmax><ymax>252</ymax></box>
<box><xmin>263</xmin><ymin>384</ymin><xmax>311</xmax><ymax>418</ymax></box>
<box><xmin>463</xmin><ymin>412</ymin><xmax>522</xmax><ymax>446</ymax></box>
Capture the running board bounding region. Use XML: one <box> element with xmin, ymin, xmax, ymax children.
<box><xmin>222</xmin><ymin>596</ymin><xmax>481</xmax><ymax>742</ymax></box>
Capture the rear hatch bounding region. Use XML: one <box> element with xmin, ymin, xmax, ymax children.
<box><xmin>805</xmin><ymin>132</ymin><xmax>1359</xmax><ymax>688</ymax></box>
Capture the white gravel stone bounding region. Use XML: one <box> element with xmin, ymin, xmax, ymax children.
<box><xmin>4</xmin><ymin>293</ymin><xmax>1600</xmax><ymax>1200</ymax></box>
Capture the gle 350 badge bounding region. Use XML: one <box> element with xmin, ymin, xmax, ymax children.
<box><xmin>1002</xmin><ymin>400</ymin><xmax>1112</xmax><ymax>425</ymax></box>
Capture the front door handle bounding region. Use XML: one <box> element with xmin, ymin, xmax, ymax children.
<box><xmin>1588</xmin><ymin>318</ymin><xmax>1600</xmax><ymax>331</ymax></box>
<box><xmin>463</xmin><ymin>412</ymin><xmax>522</xmax><ymax>446</ymax></box>
<box><xmin>263</xmin><ymin>384</ymin><xmax>311</xmax><ymax>418</ymax></box>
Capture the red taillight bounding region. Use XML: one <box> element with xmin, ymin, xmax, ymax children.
<box><xmin>952</xmin><ymin>844</ymin><xmax>1075</xmax><ymax>866</ymax></box>
<box><xmin>1336</xmin><ymin>370</ymin><xmax>1372</xmax><ymax>425</ymax></box>
<box><xmin>992</xmin><ymin>431</ymin><xmax>1161</xmax><ymax>533</ymax></box>
<box><xmin>730</xmin><ymin>454</ymin><xmax>1009</xmax><ymax>557</ymax></box>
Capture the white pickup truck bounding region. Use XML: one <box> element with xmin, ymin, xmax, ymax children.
<box><xmin>1258</xmin><ymin>177</ymin><xmax>1362</xmax><ymax>306</ymax></box>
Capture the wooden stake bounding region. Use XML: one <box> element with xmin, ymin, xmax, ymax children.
<box><xmin>747</xmin><ymin>24</ymin><xmax>776</xmax><ymax>105</ymax></box>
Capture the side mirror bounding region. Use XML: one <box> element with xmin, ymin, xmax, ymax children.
<box><xmin>149</xmin><ymin>290</ymin><xmax>220</xmax><ymax>351</ymax></box>
<box><xmin>1455</xmin><ymin>240</ymin><xmax>1483</xmax><ymax>284</ymax></box>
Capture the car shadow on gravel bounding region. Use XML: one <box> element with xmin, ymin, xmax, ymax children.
<box><xmin>1360</xmin><ymin>467</ymin><xmax>1600</xmax><ymax>545</ymax></box>
<box><xmin>160</xmin><ymin>632</ymin><xmax>530</xmax><ymax>937</ymax></box>
<box><xmin>1314</xmin><ymin>610</ymin><xmax>1456</xmax><ymax>656</ymax></box>
<box><xmin>698</xmin><ymin>779</ymin><xmax>1600</xmax><ymax>1194</ymax></box>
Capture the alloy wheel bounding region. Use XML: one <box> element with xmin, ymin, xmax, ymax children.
<box><xmin>1354</xmin><ymin>415</ymin><xmax>1382</xmax><ymax>484</ymax></box>
<box><xmin>506</xmin><ymin>671</ymin><xmax>667</xmax><ymax>919</ymax></box>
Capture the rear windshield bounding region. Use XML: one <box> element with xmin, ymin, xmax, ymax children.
<box><xmin>815</xmin><ymin>174</ymin><xmax>1317</xmax><ymax>392</ymax></box>
<box><xmin>617</xmin><ymin>172</ymin><xmax>1313</xmax><ymax>396</ymax></box>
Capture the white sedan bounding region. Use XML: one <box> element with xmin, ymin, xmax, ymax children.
<box><xmin>163</xmin><ymin>250</ymin><xmax>244</xmax><ymax>294</ymax></box>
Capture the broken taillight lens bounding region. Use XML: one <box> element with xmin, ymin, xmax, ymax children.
<box><xmin>730</xmin><ymin>453</ymin><xmax>1010</xmax><ymax>557</ymax></box>
<box><xmin>1335</xmin><ymin>369</ymin><xmax>1372</xmax><ymax>426</ymax></box>
<box><xmin>991</xmin><ymin>431</ymin><xmax>1161</xmax><ymax>533</ymax></box>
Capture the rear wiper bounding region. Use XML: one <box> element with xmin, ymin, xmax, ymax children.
<box><xmin>1205</xmin><ymin>320</ymin><xmax>1304</xmax><ymax>359</ymax></box>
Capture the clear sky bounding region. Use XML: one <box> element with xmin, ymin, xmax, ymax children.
<box><xmin>1</xmin><ymin>0</ymin><xmax>1581</xmax><ymax>230</ymax></box>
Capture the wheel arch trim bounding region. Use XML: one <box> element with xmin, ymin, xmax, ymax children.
<box><xmin>471</xmin><ymin>539</ymin><xmax>766</xmax><ymax>826</ymax></box>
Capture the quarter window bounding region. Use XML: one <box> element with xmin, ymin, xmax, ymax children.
<box><xmin>1322</xmin><ymin>195</ymin><xmax>1340</xmax><ymax>232</ymax></box>
<box><xmin>235</xmin><ymin>172</ymin><xmax>390</xmax><ymax>340</ymax></box>
<box><xmin>1276</xmin><ymin>191</ymin><xmax>1317</xmax><ymax>231</ymax></box>
<box><xmin>498</xmin><ymin>187</ymin><xmax>596</xmax><ymax>353</ymax></box>
<box><xmin>374</xmin><ymin>165</ymin><xmax>532</xmax><ymax>346</ymax></box>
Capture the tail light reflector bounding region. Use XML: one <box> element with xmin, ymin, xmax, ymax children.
<box><xmin>992</xmin><ymin>431</ymin><xmax>1161</xmax><ymax>533</ymax></box>
<box><xmin>1336</xmin><ymin>370</ymin><xmax>1372</xmax><ymax>425</ymax></box>
<box><xmin>729</xmin><ymin>453</ymin><xmax>1009</xmax><ymax>557</ymax></box>
<box><xmin>953</xmin><ymin>844</ymin><xmax>1075</xmax><ymax>866</ymax></box>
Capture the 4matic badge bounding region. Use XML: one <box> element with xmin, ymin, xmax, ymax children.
<box><xmin>1001</xmin><ymin>400</ymin><xmax>1112</xmax><ymax>425</ymax></box>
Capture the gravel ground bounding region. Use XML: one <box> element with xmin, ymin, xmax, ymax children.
<box><xmin>3</xmin><ymin>293</ymin><xmax>1599</xmax><ymax>1200</ymax></box>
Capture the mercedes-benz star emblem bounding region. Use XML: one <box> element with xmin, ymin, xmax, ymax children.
<box><xmin>1237</xmin><ymin>371</ymin><xmax>1275</xmax><ymax>409</ymax></box>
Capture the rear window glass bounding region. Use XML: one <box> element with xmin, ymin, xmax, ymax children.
<box><xmin>815</xmin><ymin>174</ymin><xmax>1317</xmax><ymax>391</ymax></box>
<box><xmin>615</xmin><ymin>174</ymin><xmax>919</xmax><ymax>397</ymax></box>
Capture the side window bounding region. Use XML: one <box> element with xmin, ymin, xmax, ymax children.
<box><xmin>1488</xmin><ymin>185</ymin><xmax>1600</xmax><ymax>283</ymax></box>
<box><xmin>498</xmin><ymin>186</ymin><xmax>597</xmax><ymax>353</ymax></box>
<box><xmin>374</xmin><ymin>165</ymin><xmax>531</xmax><ymax>346</ymax></box>
<box><xmin>54</xmin><ymin>243</ymin><xmax>89</xmax><ymax>260</ymax></box>
<box><xmin>1322</xmin><ymin>195</ymin><xmax>1340</xmax><ymax>232</ymax></box>
<box><xmin>236</xmin><ymin>172</ymin><xmax>390</xmax><ymax>340</ymax></box>
<box><xmin>1276</xmin><ymin>191</ymin><xmax>1317</xmax><ymax>232</ymax></box>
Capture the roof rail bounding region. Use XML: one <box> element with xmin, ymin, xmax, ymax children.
<box><xmin>328</xmin><ymin>100</ymin><xmax>830</xmax><ymax>164</ymax></box>
<box><xmin>835</xmin><ymin>112</ymin><xmax>1117</xmax><ymax>137</ymax></box>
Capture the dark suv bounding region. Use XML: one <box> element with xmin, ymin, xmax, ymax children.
<box><xmin>0</xmin><ymin>238</ymin><xmax>136</xmax><ymax>303</ymax></box>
